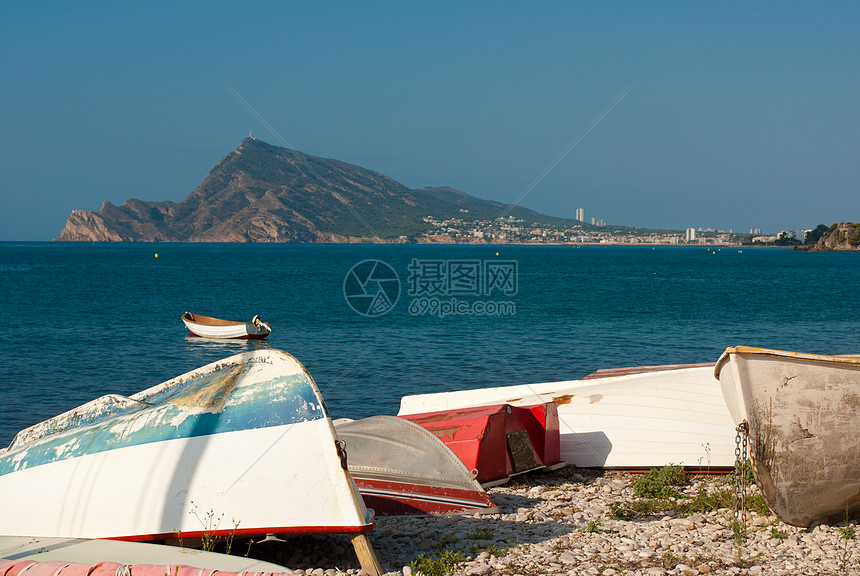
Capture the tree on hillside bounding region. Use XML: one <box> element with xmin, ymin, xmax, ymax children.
<box><xmin>804</xmin><ymin>224</ymin><xmax>829</xmax><ymax>245</ymax></box>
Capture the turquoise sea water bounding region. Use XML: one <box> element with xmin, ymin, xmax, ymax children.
<box><xmin>1</xmin><ymin>242</ymin><xmax>858</xmax><ymax>446</ymax></box>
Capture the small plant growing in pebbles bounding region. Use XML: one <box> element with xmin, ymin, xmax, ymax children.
<box><xmin>731</xmin><ymin>517</ymin><xmax>748</xmax><ymax>565</ymax></box>
<box><xmin>583</xmin><ymin>519</ymin><xmax>603</xmax><ymax>533</ymax></box>
<box><xmin>633</xmin><ymin>465</ymin><xmax>687</xmax><ymax>498</ymax></box>
<box><xmin>187</xmin><ymin>501</ymin><xmax>240</xmax><ymax>553</ymax></box>
<box><xmin>464</xmin><ymin>527</ymin><xmax>494</xmax><ymax>540</ymax></box>
<box><xmin>409</xmin><ymin>549</ymin><xmax>464</xmax><ymax>576</ymax></box>
<box><xmin>661</xmin><ymin>551</ymin><xmax>684</xmax><ymax>569</ymax></box>
<box><xmin>608</xmin><ymin>498</ymin><xmax>670</xmax><ymax>520</ymax></box>
<box><xmin>431</xmin><ymin>535</ymin><xmax>461</xmax><ymax>551</ymax></box>
<box><xmin>769</xmin><ymin>527</ymin><xmax>788</xmax><ymax>540</ymax></box>
<box><xmin>838</xmin><ymin>497</ymin><xmax>856</xmax><ymax>575</ymax></box>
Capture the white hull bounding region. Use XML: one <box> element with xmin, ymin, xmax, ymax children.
<box><xmin>1</xmin><ymin>421</ymin><xmax>366</xmax><ymax>539</ymax></box>
<box><xmin>0</xmin><ymin>536</ymin><xmax>292</xmax><ymax>572</ymax></box>
<box><xmin>0</xmin><ymin>350</ymin><xmax>371</xmax><ymax>541</ymax></box>
<box><xmin>399</xmin><ymin>365</ymin><xmax>735</xmax><ymax>469</ymax></box>
<box><xmin>716</xmin><ymin>347</ymin><xmax>860</xmax><ymax>526</ymax></box>
<box><xmin>181</xmin><ymin>313</ymin><xmax>271</xmax><ymax>339</ymax></box>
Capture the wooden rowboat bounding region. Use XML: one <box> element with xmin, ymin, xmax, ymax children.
<box><xmin>0</xmin><ymin>350</ymin><xmax>381</xmax><ymax>575</ymax></box>
<box><xmin>399</xmin><ymin>364</ymin><xmax>736</xmax><ymax>470</ymax></box>
<box><xmin>715</xmin><ymin>346</ymin><xmax>860</xmax><ymax>527</ymax></box>
<box><xmin>335</xmin><ymin>416</ymin><xmax>499</xmax><ymax>516</ymax></box>
<box><xmin>182</xmin><ymin>312</ymin><xmax>271</xmax><ymax>339</ymax></box>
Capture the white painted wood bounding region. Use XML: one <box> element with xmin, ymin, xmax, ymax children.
<box><xmin>399</xmin><ymin>365</ymin><xmax>736</xmax><ymax>469</ymax></box>
<box><xmin>0</xmin><ymin>350</ymin><xmax>371</xmax><ymax>540</ymax></box>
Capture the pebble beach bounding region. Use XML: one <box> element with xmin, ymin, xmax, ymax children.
<box><xmin>249</xmin><ymin>467</ymin><xmax>858</xmax><ymax>576</ymax></box>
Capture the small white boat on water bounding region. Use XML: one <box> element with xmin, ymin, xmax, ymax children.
<box><xmin>715</xmin><ymin>346</ymin><xmax>860</xmax><ymax>527</ymax></box>
<box><xmin>399</xmin><ymin>363</ymin><xmax>736</xmax><ymax>470</ymax></box>
<box><xmin>0</xmin><ymin>349</ymin><xmax>380</xmax><ymax>575</ymax></box>
<box><xmin>182</xmin><ymin>312</ymin><xmax>271</xmax><ymax>339</ymax></box>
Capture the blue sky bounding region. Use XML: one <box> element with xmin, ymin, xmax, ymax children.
<box><xmin>2</xmin><ymin>1</ymin><xmax>858</xmax><ymax>240</ymax></box>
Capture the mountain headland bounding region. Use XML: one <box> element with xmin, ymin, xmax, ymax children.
<box><xmin>55</xmin><ymin>138</ymin><xmax>856</xmax><ymax>248</ymax></box>
<box><xmin>55</xmin><ymin>138</ymin><xmax>572</xmax><ymax>243</ymax></box>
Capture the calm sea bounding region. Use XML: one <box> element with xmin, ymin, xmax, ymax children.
<box><xmin>1</xmin><ymin>242</ymin><xmax>857</xmax><ymax>446</ymax></box>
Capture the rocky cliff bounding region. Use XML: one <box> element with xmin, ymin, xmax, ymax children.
<box><xmin>55</xmin><ymin>138</ymin><xmax>557</xmax><ymax>242</ymax></box>
<box><xmin>814</xmin><ymin>222</ymin><xmax>860</xmax><ymax>251</ymax></box>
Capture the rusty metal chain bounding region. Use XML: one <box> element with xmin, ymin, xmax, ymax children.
<box><xmin>733</xmin><ymin>421</ymin><xmax>750</xmax><ymax>531</ymax></box>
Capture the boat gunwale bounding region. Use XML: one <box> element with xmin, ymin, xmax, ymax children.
<box><xmin>3</xmin><ymin>350</ymin><xmax>316</xmax><ymax>455</ymax></box>
<box><xmin>715</xmin><ymin>345</ymin><xmax>860</xmax><ymax>379</ymax></box>
<box><xmin>182</xmin><ymin>312</ymin><xmax>256</xmax><ymax>327</ymax></box>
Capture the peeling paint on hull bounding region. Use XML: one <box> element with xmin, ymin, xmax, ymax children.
<box><xmin>0</xmin><ymin>350</ymin><xmax>371</xmax><ymax>540</ymax></box>
<box><xmin>716</xmin><ymin>347</ymin><xmax>860</xmax><ymax>527</ymax></box>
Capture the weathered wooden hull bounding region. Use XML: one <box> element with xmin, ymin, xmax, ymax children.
<box><xmin>0</xmin><ymin>350</ymin><xmax>371</xmax><ymax>541</ymax></box>
<box><xmin>399</xmin><ymin>403</ymin><xmax>562</xmax><ymax>485</ymax></box>
<box><xmin>399</xmin><ymin>365</ymin><xmax>735</xmax><ymax>470</ymax></box>
<box><xmin>715</xmin><ymin>347</ymin><xmax>860</xmax><ymax>527</ymax></box>
<box><xmin>335</xmin><ymin>416</ymin><xmax>498</xmax><ymax>516</ymax></box>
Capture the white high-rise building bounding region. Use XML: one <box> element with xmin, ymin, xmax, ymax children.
<box><xmin>686</xmin><ymin>228</ymin><xmax>696</xmax><ymax>242</ymax></box>
<box><xmin>576</xmin><ymin>207</ymin><xmax>584</xmax><ymax>222</ymax></box>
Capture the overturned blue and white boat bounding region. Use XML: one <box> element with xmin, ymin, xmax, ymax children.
<box><xmin>0</xmin><ymin>350</ymin><xmax>374</xmax><ymax>555</ymax></box>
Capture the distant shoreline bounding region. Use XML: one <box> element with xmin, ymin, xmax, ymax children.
<box><xmin>2</xmin><ymin>240</ymin><xmax>843</xmax><ymax>249</ymax></box>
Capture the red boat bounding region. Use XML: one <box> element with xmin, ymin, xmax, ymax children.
<box><xmin>400</xmin><ymin>403</ymin><xmax>562</xmax><ymax>485</ymax></box>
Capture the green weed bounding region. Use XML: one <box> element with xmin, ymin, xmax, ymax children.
<box><xmin>608</xmin><ymin>484</ymin><xmax>757</xmax><ymax>521</ymax></box>
<box><xmin>838</xmin><ymin>496</ymin><xmax>856</xmax><ymax>575</ymax></box>
<box><xmin>661</xmin><ymin>551</ymin><xmax>683</xmax><ymax>569</ymax></box>
<box><xmin>608</xmin><ymin>498</ymin><xmax>671</xmax><ymax>520</ymax></box>
<box><xmin>432</xmin><ymin>535</ymin><xmax>461</xmax><ymax>551</ymax></box>
<box><xmin>188</xmin><ymin>501</ymin><xmax>240</xmax><ymax>553</ymax></box>
<box><xmin>633</xmin><ymin>465</ymin><xmax>687</xmax><ymax>499</ymax></box>
<box><xmin>464</xmin><ymin>527</ymin><xmax>494</xmax><ymax>540</ymax></box>
<box><xmin>409</xmin><ymin>550</ymin><xmax>465</xmax><ymax>576</ymax></box>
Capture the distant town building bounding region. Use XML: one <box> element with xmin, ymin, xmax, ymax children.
<box><xmin>685</xmin><ymin>228</ymin><xmax>696</xmax><ymax>242</ymax></box>
<box><xmin>576</xmin><ymin>207</ymin><xmax>584</xmax><ymax>222</ymax></box>
<box><xmin>753</xmin><ymin>235</ymin><xmax>777</xmax><ymax>243</ymax></box>
<box><xmin>750</xmin><ymin>228</ymin><xmax>762</xmax><ymax>235</ymax></box>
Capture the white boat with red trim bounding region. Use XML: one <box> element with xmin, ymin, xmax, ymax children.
<box><xmin>399</xmin><ymin>363</ymin><xmax>736</xmax><ymax>470</ymax></box>
<box><xmin>0</xmin><ymin>349</ymin><xmax>380</xmax><ymax>574</ymax></box>
<box><xmin>182</xmin><ymin>312</ymin><xmax>271</xmax><ymax>339</ymax></box>
<box><xmin>335</xmin><ymin>416</ymin><xmax>498</xmax><ymax>516</ymax></box>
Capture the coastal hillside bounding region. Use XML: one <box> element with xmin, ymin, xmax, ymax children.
<box><xmin>813</xmin><ymin>221</ymin><xmax>860</xmax><ymax>251</ymax></box>
<box><xmin>55</xmin><ymin>138</ymin><xmax>566</xmax><ymax>242</ymax></box>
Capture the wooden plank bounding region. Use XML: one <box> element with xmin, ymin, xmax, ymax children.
<box><xmin>350</xmin><ymin>534</ymin><xmax>382</xmax><ymax>576</ymax></box>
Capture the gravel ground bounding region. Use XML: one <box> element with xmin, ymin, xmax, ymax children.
<box><xmin>245</xmin><ymin>467</ymin><xmax>859</xmax><ymax>576</ymax></box>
